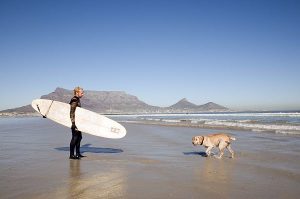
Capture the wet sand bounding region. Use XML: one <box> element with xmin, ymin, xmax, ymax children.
<box><xmin>1</xmin><ymin>117</ymin><xmax>300</xmax><ymax>199</ymax></box>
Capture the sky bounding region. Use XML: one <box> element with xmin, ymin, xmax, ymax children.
<box><xmin>1</xmin><ymin>0</ymin><xmax>300</xmax><ymax>111</ymax></box>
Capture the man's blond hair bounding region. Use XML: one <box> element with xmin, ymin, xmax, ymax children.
<box><xmin>73</xmin><ymin>86</ymin><xmax>83</xmax><ymax>95</ymax></box>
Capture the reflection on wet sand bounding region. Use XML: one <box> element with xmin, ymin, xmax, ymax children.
<box><xmin>68</xmin><ymin>160</ymin><xmax>83</xmax><ymax>198</ymax></box>
<box><xmin>195</xmin><ymin>158</ymin><xmax>235</xmax><ymax>197</ymax></box>
<box><xmin>66</xmin><ymin>160</ymin><xmax>128</xmax><ymax>198</ymax></box>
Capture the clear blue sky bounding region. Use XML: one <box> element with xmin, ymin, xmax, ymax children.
<box><xmin>1</xmin><ymin>0</ymin><xmax>300</xmax><ymax>111</ymax></box>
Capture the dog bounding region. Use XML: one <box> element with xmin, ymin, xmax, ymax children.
<box><xmin>192</xmin><ymin>133</ymin><xmax>236</xmax><ymax>159</ymax></box>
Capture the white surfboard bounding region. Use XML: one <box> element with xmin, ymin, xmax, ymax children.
<box><xmin>31</xmin><ymin>99</ymin><xmax>126</xmax><ymax>139</ymax></box>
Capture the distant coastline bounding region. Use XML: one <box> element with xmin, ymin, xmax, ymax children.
<box><xmin>1</xmin><ymin>88</ymin><xmax>298</xmax><ymax>118</ymax></box>
<box><xmin>0</xmin><ymin>87</ymin><xmax>230</xmax><ymax>115</ymax></box>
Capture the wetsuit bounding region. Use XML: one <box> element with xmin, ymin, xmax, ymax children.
<box><xmin>69</xmin><ymin>96</ymin><xmax>82</xmax><ymax>158</ymax></box>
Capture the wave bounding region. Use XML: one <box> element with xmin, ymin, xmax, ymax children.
<box><xmin>203</xmin><ymin>120</ymin><xmax>300</xmax><ymax>132</ymax></box>
<box><xmin>130</xmin><ymin>117</ymin><xmax>300</xmax><ymax>135</ymax></box>
<box><xmin>111</xmin><ymin>112</ymin><xmax>300</xmax><ymax>135</ymax></box>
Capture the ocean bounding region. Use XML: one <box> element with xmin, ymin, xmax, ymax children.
<box><xmin>1</xmin><ymin>111</ymin><xmax>300</xmax><ymax>135</ymax></box>
<box><xmin>110</xmin><ymin>111</ymin><xmax>300</xmax><ymax>135</ymax></box>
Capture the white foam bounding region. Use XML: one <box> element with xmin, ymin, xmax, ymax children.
<box><xmin>162</xmin><ymin>119</ymin><xmax>181</xmax><ymax>123</ymax></box>
<box><xmin>274</xmin><ymin>130</ymin><xmax>300</xmax><ymax>135</ymax></box>
<box><xmin>115</xmin><ymin>112</ymin><xmax>300</xmax><ymax>135</ymax></box>
<box><xmin>143</xmin><ymin>118</ymin><xmax>161</xmax><ymax>121</ymax></box>
<box><xmin>204</xmin><ymin>120</ymin><xmax>300</xmax><ymax>132</ymax></box>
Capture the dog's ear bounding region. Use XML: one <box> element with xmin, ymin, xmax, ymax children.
<box><xmin>198</xmin><ymin>136</ymin><xmax>204</xmax><ymax>144</ymax></box>
<box><xmin>192</xmin><ymin>136</ymin><xmax>198</xmax><ymax>145</ymax></box>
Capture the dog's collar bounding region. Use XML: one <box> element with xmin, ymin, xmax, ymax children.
<box><xmin>200</xmin><ymin>136</ymin><xmax>204</xmax><ymax>145</ymax></box>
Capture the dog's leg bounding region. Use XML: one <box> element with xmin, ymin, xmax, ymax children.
<box><xmin>205</xmin><ymin>146</ymin><xmax>213</xmax><ymax>157</ymax></box>
<box><xmin>216</xmin><ymin>147</ymin><xmax>225</xmax><ymax>159</ymax></box>
<box><xmin>227</xmin><ymin>145</ymin><xmax>235</xmax><ymax>158</ymax></box>
<box><xmin>216</xmin><ymin>142</ymin><xmax>227</xmax><ymax>159</ymax></box>
<box><xmin>217</xmin><ymin>150</ymin><xmax>224</xmax><ymax>159</ymax></box>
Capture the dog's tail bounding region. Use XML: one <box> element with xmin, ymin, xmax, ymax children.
<box><xmin>229</xmin><ymin>136</ymin><xmax>236</xmax><ymax>141</ymax></box>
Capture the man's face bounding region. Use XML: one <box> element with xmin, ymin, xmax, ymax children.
<box><xmin>77</xmin><ymin>89</ymin><xmax>84</xmax><ymax>98</ymax></box>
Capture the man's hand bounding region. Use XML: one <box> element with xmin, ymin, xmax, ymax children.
<box><xmin>71</xmin><ymin>122</ymin><xmax>78</xmax><ymax>131</ymax></box>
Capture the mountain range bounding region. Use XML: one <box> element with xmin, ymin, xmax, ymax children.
<box><xmin>0</xmin><ymin>87</ymin><xmax>229</xmax><ymax>115</ymax></box>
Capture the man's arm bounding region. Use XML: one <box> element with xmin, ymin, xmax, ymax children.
<box><xmin>70</xmin><ymin>100</ymin><xmax>78</xmax><ymax>129</ymax></box>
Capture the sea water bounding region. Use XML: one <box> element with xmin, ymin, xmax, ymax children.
<box><xmin>110</xmin><ymin>111</ymin><xmax>300</xmax><ymax>135</ymax></box>
<box><xmin>1</xmin><ymin>111</ymin><xmax>300</xmax><ymax>135</ymax></box>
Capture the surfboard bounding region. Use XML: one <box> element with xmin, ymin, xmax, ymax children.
<box><xmin>31</xmin><ymin>99</ymin><xmax>126</xmax><ymax>139</ymax></box>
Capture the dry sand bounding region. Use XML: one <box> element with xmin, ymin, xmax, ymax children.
<box><xmin>0</xmin><ymin>117</ymin><xmax>300</xmax><ymax>199</ymax></box>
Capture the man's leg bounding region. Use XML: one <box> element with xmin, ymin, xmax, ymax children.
<box><xmin>76</xmin><ymin>131</ymin><xmax>85</xmax><ymax>157</ymax></box>
<box><xmin>70</xmin><ymin>129</ymin><xmax>80</xmax><ymax>159</ymax></box>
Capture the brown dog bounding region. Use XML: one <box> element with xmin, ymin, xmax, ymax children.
<box><xmin>192</xmin><ymin>133</ymin><xmax>236</xmax><ymax>159</ymax></box>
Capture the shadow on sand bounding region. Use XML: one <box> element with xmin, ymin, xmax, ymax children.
<box><xmin>55</xmin><ymin>144</ymin><xmax>123</xmax><ymax>154</ymax></box>
<box><xmin>183</xmin><ymin>151</ymin><xmax>208</xmax><ymax>157</ymax></box>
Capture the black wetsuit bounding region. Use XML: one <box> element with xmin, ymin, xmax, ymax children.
<box><xmin>69</xmin><ymin>96</ymin><xmax>82</xmax><ymax>157</ymax></box>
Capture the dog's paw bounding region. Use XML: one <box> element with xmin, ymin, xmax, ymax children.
<box><xmin>214</xmin><ymin>155</ymin><xmax>222</xmax><ymax>159</ymax></box>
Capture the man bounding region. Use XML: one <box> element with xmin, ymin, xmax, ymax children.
<box><xmin>69</xmin><ymin>86</ymin><xmax>85</xmax><ymax>159</ymax></box>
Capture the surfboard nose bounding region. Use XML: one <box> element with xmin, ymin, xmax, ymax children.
<box><xmin>31</xmin><ymin>99</ymin><xmax>40</xmax><ymax>112</ymax></box>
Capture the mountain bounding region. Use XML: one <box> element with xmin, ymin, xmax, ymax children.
<box><xmin>168</xmin><ymin>99</ymin><xmax>228</xmax><ymax>112</ymax></box>
<box><xmin>197</xmin><ymin>102</ymin><xmax>228</xmax><ymax>111</ymax></box>
<box><xmin>0</xmin><ymin>87</ymin><xmax>229</xmax><ymax>115</ymax></box>
<box><xmin>0</xmin><ymin>105</ymin><xmax>35</xmax><ymax>114</ymax></box>
<box><xmin>169</xmin><ymin>98</ymin><xmax>198</xmax><ymax>110</ymax></box>
<box><xmin>39</xmin><ymin>87</ymin><xmax>159</xmax><ymax>113</ymax></box>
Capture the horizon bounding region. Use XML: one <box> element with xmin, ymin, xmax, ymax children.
<box><xmin>1</xmin><ymin>0</ymin><xmax>300</xmax><ymax>111</ymax></box>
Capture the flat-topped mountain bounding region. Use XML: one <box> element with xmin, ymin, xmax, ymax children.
<box><xmin>41</xmin><ymin>87</ymin><xmax>158</xmax><ymax>113</ymax></box>
<box><xmin>0</xmin><ymin>87</ymin><xmax>229</xmax><ymax>115</ymax></box>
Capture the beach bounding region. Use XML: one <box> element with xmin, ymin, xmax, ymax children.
<box><xmin>1</xmin><ymin>117</ymin><xmax>300</xmax><ymax>199</ymax></box>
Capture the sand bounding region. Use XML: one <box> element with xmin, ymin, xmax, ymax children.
<box><xmin>0</xmin><ymin>117</ymin><xmax>300</xmax><ymax>199</ymax></box>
